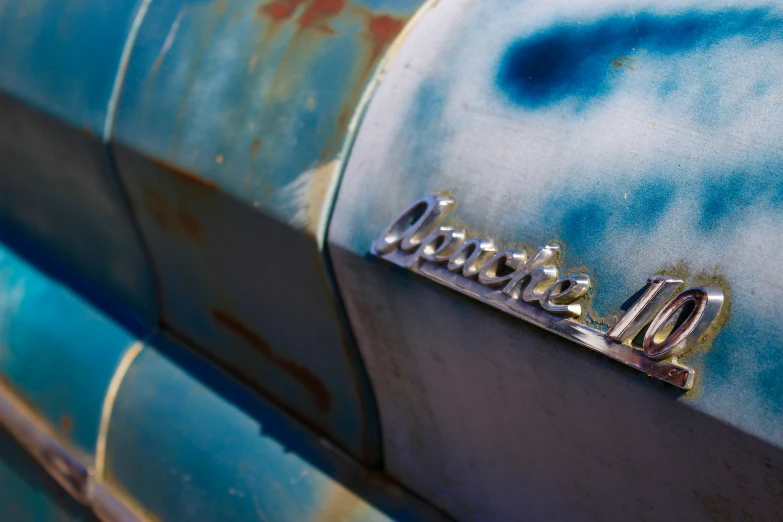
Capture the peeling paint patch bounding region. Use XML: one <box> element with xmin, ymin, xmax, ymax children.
<box><xmin>280</xmin><ymin>159</ymin><xmax>339</xmax><ymax>236</ymax></box>
<box><xmin>365</xmin><ymin>13</ymin><xmax>406</xmax><ymax>62</ymax></box>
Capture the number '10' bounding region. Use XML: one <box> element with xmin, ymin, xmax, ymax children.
<box><xmin>607</xmin><ymin>277</ymin><xmax>724</xmax><ymax>361</ymax></box>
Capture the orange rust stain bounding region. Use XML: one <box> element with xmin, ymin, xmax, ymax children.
<box><xmin>151</xmin><ymin>157</ymin><xmax>219</xmax><ymax>190</ymax></box>
<box><xmin>249</xmin><ymin>138</ymin><xmax>262</xmax><ymax>155</ymax></box>
<box><xmin>257</xmin><ymin>0</ymin><xmax>345</xmax><ymax>33</ymax></box>
<box><xmin>59</xmin><ymin>415</ymin><xmax>72</xmax><ymax>434</ymax></box>
<box><xmin>211</xmin><ymin>310</ymin><xmax>332</xmax><ymax>412</ymax></box>
<box><xmin>366</xmin><ymin>13</ymin><xmax>405</xmax><ymax>62</ymax></box>
<box><xmin>259</xmin><ymin>0</ymin><xmax>299</xmax><ymax>20</ymax></box>
<box><xmin>299</xmin><ymin>0</ymin><xmax>345</xmax><ymax>33</ymax></box>
<box><xmin>140</xmin><ymin>182</ymin><xmax>206</xmax><ymax>245</ymax></box>
<box><xmin>612</xmin><ymin>56</ymin><xmax>636</xmax><ymax>70</ymax></box>
<box><xmin>177</xmin><ymin>210</ymin><xmax>202</xmax><ymax>239</ymax></box>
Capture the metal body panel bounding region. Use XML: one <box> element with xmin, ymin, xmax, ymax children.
<box><xmin>103</xmin><ymin>334</ymin><xmax>451</xmax><ymax>522</ymax></box>
<box><xmin>0</xmin><ymin>0</ymin><xmax>158</xmax><ymax>325</ymax></box>
<box><xmin>113</xmin><ymin>0</ymin><xmax>421</xmax><ymax>233</ymax></box>
<box><xmin>111</xmin><ymin>144</ymin><xmax>375</xmax><ymax>461</ymax></box>
<box><xmin>329</xmin><ymin>0</ymin><xmax>783</xmax><ymax>519</ymax></box>
<box><xmin>110</xmin><ymin>0</ymin><xmax>428</xmax><ymax>461</ymax></box>
<box><xmin>0</xmin><ymin>242</ymin><xmax>143</xmax><ymax>455</ymax></box>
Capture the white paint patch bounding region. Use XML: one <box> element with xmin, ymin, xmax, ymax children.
<box><xmin>280</xmin><ymin>159</ymin><xmax>339</xmax><ymax>240</ymax></box>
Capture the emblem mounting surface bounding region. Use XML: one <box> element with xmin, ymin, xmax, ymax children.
<box><xmin>371</xmin><ymin>195</ymin><xmax>726</xmax><ymax>390</ymax></box>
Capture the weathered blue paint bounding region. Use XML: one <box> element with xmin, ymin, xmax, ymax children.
<box><xmin>104</xmin><ymin>334</ymin><xmax>452</xmax><ymax>522</ymax></box>
<box><xmin>328</xmin><ymin>0</ymin><xmax>783</xmax><ymax>519</ymax></box>
<box><xmin>384</xmin><ymin>0</ymin><xmax>783</xmax><ymax>443</ymax></box>
<box><xmin>0</xmin><ymin>240</ymin><xmax>143</xmax><ymax>454</ymax></box>
<box><xmin>497</xmin><ymin>7</ymin><xmax>783</xmax><ymax>110</ymax></box>
<box><xmin>0</xmin><ymin>428</ymin><xmax>98</xmax><ymax>522</ymax></box>
<box><xmin>114</xmin><ymin>0</ymin><xmax>419</xmax><ymax>230</ymax></box>
<box><xmin>0</xmin><ymin>0</ymin><xmax>159</xmax><ymax>327</ymax></box>
<box><xmin>0</xmin><ymin>0</ymin><xmax>143</xmax><ymax>134</ymax></box>
<box><xmin>494</xmin><ymin>2</ymin><xmax>783</xmax><ymax>442</ymax></box>
<box><xmin>109</xmin><ymin>0</ymin><xmax>431</xmax><ymax>462</ymax></box>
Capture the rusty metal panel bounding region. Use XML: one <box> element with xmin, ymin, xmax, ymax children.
<box><xmin>0</xmin><ymin>0</ymin><xmax>158</xmax><ymax>326</ymax></box>
<box><xmin>113</xmin><ymin>0</ymin><xmax>419</xmax><ymax>233</ymax></box>
<box><xmin>328</xmin><ymin>0</ymin><xmax>783</xmax><ymax>519</ymax></box>
<box><xmin>110</xmin><ymin>0</ymin><xmax>428</xmax><ymax>462</ymax></box>
<box><xmin>103</xmin><ymin>333</ymin><xmax>452</xmax><ymax>522</ymax></box>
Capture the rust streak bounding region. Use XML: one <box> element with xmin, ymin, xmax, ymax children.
<box><xmin>299</xmin><ymin>0</ymin><xmax>345</xmax><ymax>33</ymax></box>
<box><xmin>366</xmin><ymin>13</ymin><xmax>405</xmax><ymax>62</ymax></box>
<box><xmin>259</xmin><ymin>0</ymin><xmax>300</xmax><ymax>20</ymax></box>
<box><xmin>59</xmin><ymin>415</ymin><xmax>72</xmax><ymax>434</ymax></box>
<box><xmin>257</xmin><ymin>0</ymin><xmax>345</xmax><ymax>34</ymax></box>
<box><xmin>140</xmin><ymin>182</ymin><xmax>206</xmax><ymax>245</ymax></box>
<box><xmin>211</xmin><ymin>310</ymin><xmax>332</xmax><ymax>412</ymax></box>
<box><xmin>249</xmin><ymin>138</ymin><xmax>262</xmax><ymax>155</ymax></box>
<box><xmin>151</xmin><ymin>157</ymin><xmax>219</xmax><ymax>190</ymax></box>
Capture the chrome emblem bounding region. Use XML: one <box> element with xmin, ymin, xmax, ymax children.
<box><xmin>371</xmin><ymin>195</ymin><xmax>725</xmax><ymax>390</ymax></box>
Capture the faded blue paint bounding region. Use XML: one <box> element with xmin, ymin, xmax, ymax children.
<box><xmin>407</xmin><ymin>80</ymin><xmax>449</xmax><ymax>175</ymax></box>
<box><xmin>496</xmin><ymin>8</ymin><xmax>783</xmax><ymax>110</ymax></box>
<box><xmin>105</xmin><ymin>335</ymin><xmax>450</xmax><ymax>522</ymax></box>
<box><xmin>0</xmin><ymin>241</ymin><xmax>142</xmax><ymax>454</ymax></box>
<box><xmin>113</xmin><ymin>0</ymin><xmax>422</xmax><ymax>228</ymax></box>
<box><xmin>0</xmin><ymin>429</ymin><xmax>98</xmax><ymax>522</ymax></box>
<box><xmin>0</xmin><ymin>0</ymin><xmax>144</xmax><ymax>135</ymax></box>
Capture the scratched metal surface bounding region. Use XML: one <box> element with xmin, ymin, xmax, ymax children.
<box><xmin>0</xmin><ymin>0</ymin><xmax>158</xmax><ymax>327</ymax></box>
<box><xmin>103</xmin><ymin>334</ymin><xmax>452</xmax><ymax>522</ymax></box>
<box><xmin>328</xmin><ymin>0</ymin><xmax>783</xmax><ymax>519</ymax></box>
<box><xmin>0</xmin><ymin>240</ymin><xmax>143</xmax><ymax>456</ymax></box>
<box><xmin>110</xmin><ymin>0</ymin><xmax>427</xmax><ymax>462</ymax></box>
<box><xmin>0</xmin><ymin>428</ymin><xmax>98</xmax><ymax>522</ymax></box>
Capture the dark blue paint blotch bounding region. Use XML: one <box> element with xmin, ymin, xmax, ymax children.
<box><xmin>699</xmin><ymin>169</ymin><xmax>783</xmax><ymax>232</ymax></box>
<box><xmin>622</xmin><ymin>177</ymin><xmax>677</xmax><ymax>229</ymax></box>
<box><xmin>560</xmin><ymin>200</ymin><xmax>611</xmax><ymax>245</ymax></box>
<box><xmin>497</xmin><ymin>8</ymin><xmax>783</xmax><ymax>109</ymax></box>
